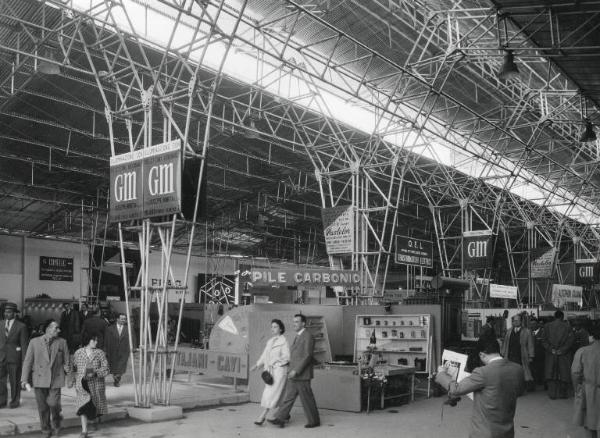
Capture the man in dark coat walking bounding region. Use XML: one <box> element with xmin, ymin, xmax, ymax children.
<box><xmin>0</xmin><ymin>303</ymin><xmax>29</xmax><ymax>408</ymax></box>
<box><xmin>542</xmin><ymin>310</ymin><xmax>574</xmax><ymax>399</ymax></box>
<box><xmin>81</xmin><ymin>307</ymin><xmax>108</xmax><ymax>350</ymax></box>
<box><xmin>104</xmin><ymin>314</ymin><xmax>135</xmax><ymax>387</ymax></box>
<box><xmin>59</xmin><ymin>302</ymin><xmax>81</xmax><ymax>353</ymax></box>
<box><xmin>268</xmin><ymin>314</ymin><xmax>320</xmax><ymax>428</ymax></box>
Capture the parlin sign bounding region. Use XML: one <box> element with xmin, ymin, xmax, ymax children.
<box><xmin>109</xmin><ymin>140</ymin><xmax>182</xmax><ymax>222</ymax></box>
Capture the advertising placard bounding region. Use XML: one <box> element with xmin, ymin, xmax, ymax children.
<box><xmin>575</xmin><ymin>259</ymin><xmax>598</xmax><ymax>285</ymax></box>
<box><xmin>489</xmin><ymin>283</ymin><xmax>518</xmax><ymax>300</ymax></box>
<box><xmin>551</xmin><ymin>284</ymin><xmax>583</xmax><ymax>307</ymax></box>
<box><xmin>247</xmin><ymin>269</ymin><xmax>360</xmax><ymax>287</ymax></box>
<box><xmin>39</xmin><ymin>256</ymin><xmax>74</xmax><ymax>281</ymax></box>
<box><xmin>173</xmin><ymin>348</ymin><xmax>248</xmax><ymax>379</ymax></box>
<box><xmin>394</xmin><ymin>235</ymin><xmax>433</xmax><ymax>268</ymax></box>
<box><xmin>462</xmin><ymin>230</ymin><xmax>492</xmax><ymax>270</ymax></box>
<box><xmin>109</xmin><ymin>140</ymin><xmax>181</xmax><ymax>222</ymax></box>
<box><xmin>530</xmin><ymin>246</ymin><xmax>556</xmax><ymax>278</ymax></box>
<box><xmin>321</xmin><ymin>205</ymin><xmax>353</xmax><ymax>254</ymax></box>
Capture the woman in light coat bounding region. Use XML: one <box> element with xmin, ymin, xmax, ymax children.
<box><xmin>250</xmin><ymin>319</ymin><xmax>290</xmax><ymax>425</ymax></box>
<box><xmin>572</xmin><ymin>326</ymin><xmax>600</xmax><ymax>438</ymax></box>
<box><xmin>73</xmin><ymin>332</ymin><xmax>110</xmax><ymax>437</ymax></box>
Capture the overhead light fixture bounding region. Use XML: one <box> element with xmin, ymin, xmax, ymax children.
<box><xmin>497</xmin><ymin>50</ymin><xmax>519</xmax><ymax>81</ymax></box>
<box><xmin>579</xmin><ymin>119</ymin><xmax>597</xmax><ymax>143</ymax></box>
<box><xmin>37</xmin><ymin>45</ymin><xmax>61</xmax><ymax>75</ymax></box>
<box><xmin>243</xmin><ymin>119</ymin><xmax>259</xmax><ymax>139</ymax></box>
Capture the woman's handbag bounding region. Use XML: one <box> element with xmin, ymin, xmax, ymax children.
<box><xmin>261</xmin><ymin>370</ymin><xmax>274</xmax><ymax>385</ymax></box>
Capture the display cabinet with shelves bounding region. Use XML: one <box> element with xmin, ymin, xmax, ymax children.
<box><xmin>354</xmin><ymin>314</ymin><xmax>432</xmax><ymax>373</ymax></box>
<box><xmin>305</xmin><ymin>315</ymin><xmax>332</xmax><ymax>364</ymax></box>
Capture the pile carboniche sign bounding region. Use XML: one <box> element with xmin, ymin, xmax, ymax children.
<box><xmin>109</xmin><ymin>140</ymin><xmax>182</xmax><ymax>223</ymax></box>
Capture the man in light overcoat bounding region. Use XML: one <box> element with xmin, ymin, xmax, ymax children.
<box><xmin>21</xmin><ymin>319</ymin><xmax>70</xmax><ymax>438</ymax></box>
<box><xmin>436</xmin><ymin>340</ymin><xmax>525</xmax><ymax>438</ymax></box>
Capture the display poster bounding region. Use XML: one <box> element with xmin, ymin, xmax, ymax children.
<box><xmin>39</xmin><ymin>256</ymin><xmax>74</xmax><ymax>281</ymax></box>
<box><xmin>462</xmin><ymin>230</ymin><xmax>492</xmax><ymax>270</ymax></box>
<box><xmin>551</xmin><ymin>284</ymin><xmax>583</xmax><ymax>308</ymax></box>
<box><xmin>575</xmin><ymin>259</ymin><xmax>598</xmax><ymax>285</ymax></box>
<box><xmin>321</xmin><ymin>205</ymin><xmax>354</xmax><ymax>254</ymax></box>
<box><xmin>173</xmin><ymin>348</ymin><xmax>248</xmax><ymax>379</ymax></box>
<box><xmin>441</xmin><ymin>349</ymin><xmax>473</xmax><ymax>400</ymax></box>
<box><xmin>110</xmin><ymin>140</ymin><xmax>181</xmax><ymax>222</ymax></box>
<box><xmin>246</xmin><ymin>268</ymin><xmax>360</xmax><ymax>287</ymax></box>
<box><xmin>489</xmin><ymin>283</ymin><xmax>518</xmax><ymax>300</ymax></box>
<box><xmin>394</xmin><ymin>235</ymin><xmax>433</xmax><ymax>268</ymax></box>
<box><xmin>530</xmin><ymin>246</ymin><xmax>556</xmax><ymax>278</ymax></box>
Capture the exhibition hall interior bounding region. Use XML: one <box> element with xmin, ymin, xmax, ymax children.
<box><xmin>1</xmin><ymin>0</ymin><xmax>600</xmax><ymax>437</ymax></box>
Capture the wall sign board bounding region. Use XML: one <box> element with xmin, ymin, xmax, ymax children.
<box><xmin>39</xmin><ymin>256</ymin><xmax>74</xmax><ymax>281</ymax></box>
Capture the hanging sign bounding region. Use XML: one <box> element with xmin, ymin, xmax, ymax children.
<box><xmin>174</xmin><ymin>348</ymin><xmax>248</xmax><ymax>379</ymax></box>
<box><xmin>249</xmin><ymin>269</ymin><xmax>360</xmax><ymax>287</ymax></box>
<box><xmin>394</xmin><ymin>236</ymin><xmax>433</xmax><ymax>268</ymax></box>
<box><xmin>109</xmin><ymin>140</ymin><xmax>182</xmax><ymax>222</ymax></box>
<box><xmin>39</xmin><ymin>256</ymin><xmax>74</xmax><ymax>281</ymax></box>
<box><xmin>462</xmin><ymin>230</ymin><xmax>492</xmax><ymax>270</ymax></box>
<box><xmin>575</xmin><ymin>259</ymin><xmax>598</xmax><ymax>285</ymax></box>
<box><xmin>551</xmin><ymin>284</ymin><xmax>583</xmax><ymax>307</ymax></box>
<box><xmin>489</xmin><ymin>283</ymin><xmax>518</xmax><ymax>300</ymax></box>
<box><xmin>530</xmin><ymin>246</ymin><xmax>556</xmax><ymax>279</ymax></box>
<box><xmin>321</xmin><ymin>205</ymin><xmax>354</xmax><ymax>254</ymax></box>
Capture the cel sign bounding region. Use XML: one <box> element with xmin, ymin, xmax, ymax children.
<box><xmin>394</xmin><ymin>235</ymin><xmax>433</xmax><ymax>268</ymax></box>
<box><xmin>109</xmin><ymin>140</ymin><xmax>182</xmax><ymax>222</ymax></box>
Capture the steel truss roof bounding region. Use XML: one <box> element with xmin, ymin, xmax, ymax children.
<box><xmin>0</xmin><ymin>0</ymin><xmax>599</xmax><ymax>298</ymax></box>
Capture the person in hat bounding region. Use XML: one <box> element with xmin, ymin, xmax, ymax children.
<box><xmin>0</xmin><ymin>302</ymin><xmax>29</xmax><ymax>408</ymax></box>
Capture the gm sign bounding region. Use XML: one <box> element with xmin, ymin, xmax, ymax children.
<box><xmin>114</xmin><ymin>171</ymin><xmax>138</xmax><ymax>202</ymax></box>
<box><xmin>463</xmin><ymin>230</ymin><xmax>492</xmax><ymax>270</ymax></box>
<box><xmin>575</xmin><ymin>259</ymin><xmax>597</xmax><ymax>285</ymax></box>
<box><xmin>109</xmin><ymin>140</ymin><xmax>181</xmax><ymax>223</ymax></box>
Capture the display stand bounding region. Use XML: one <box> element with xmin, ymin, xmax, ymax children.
<box><xmin>355</xmin><ymin>314</ymin><xmax>432</xmax><ymax>398</ymax></box>
<box><xmin>305</xmin><ymin>315</ymin><xmax>332</xmax><ymax>363</ymax></box>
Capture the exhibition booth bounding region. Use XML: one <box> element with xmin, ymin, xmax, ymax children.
<box><xmin>206</xmin><ymin>303</ymin><xmax>442</xmax><ymax>412</ymax></box>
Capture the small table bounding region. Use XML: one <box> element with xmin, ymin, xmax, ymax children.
<box><xmin>365</xmin><ymin>365</ymin><xmax>415</xmax><ymax>412</ymax></box>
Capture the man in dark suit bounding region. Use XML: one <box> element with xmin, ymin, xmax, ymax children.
<box><xmin>104</xmin><ymin>313</ymin><xmax>135</xmax><ymax>387</ymax></box>
<box><xmin>436</xmin><ymin>340</ymin><xmax>525</xmax><ymax>438</ymax></box>
<box><xmin>0</xmin><ymin>302</ymin><xmax>29</xmax><ymax>408</ymax></box>
<box><xmin>81</xmin><ymin>307</ymin><xmax>108</xmax><ymax>350</ymax></box>
<box><xmin>79</xmin><ymin>303</ymin><xmax>90</xmax><ymax>322</ymax></box>
<box><xmin>59</xmin><ymin>302</ymin><xmax>81</xmax><ymax>353</ymax></box>
<box><xmin>529</xmin><ymin>318</ymin><xmax>545</xmax><ymax>389</ymax></box>
<box><xmin>542</xmin><ymin>310</ymin><xmax>574</xmax><ymax>399</ymax></box>
<box><xmin>268</xmin><ymin>314</ymin><xmax>320</xmax><ymax>429</ymax></box>
<box><xmin>21</xmin><ymin>319</ymin><xmax>70</xmax><ymax>438</ymax></box>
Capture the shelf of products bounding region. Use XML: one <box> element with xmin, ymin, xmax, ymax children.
<box><xmin>354</xmin><ymin>314</ymin><xmax>432</xmax><ymax>373</ymax></box>
<box><xmin>305</xmin><ymin>315</ymin><xmax>332</xmax><ymax>364</ymax></box>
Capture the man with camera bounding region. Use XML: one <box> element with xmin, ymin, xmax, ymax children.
<box><xmin>435</xmin><ymin>340</ymin><xmax>525</xmax><ymax>438</ymax></box>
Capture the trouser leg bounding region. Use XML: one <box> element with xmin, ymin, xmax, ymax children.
<box><xmin>46</xmin><ymin>388</ymin><xmax>62</xmax><ymax>429</ymax></box>
<box><xmin>547</xmin><ymin>380</ymin><xmax>558</xmax><ymax>399</ymax></box>
<box><xmin>34</xmin><ymin>388</ymin><xmax>51</xmax><ymax>431</ymax></box>
<box><xmin>7</xmin><ymin>363</ymin><xmax>21</xmax><ymax>405</ymax></box>
<box><xmin>275</xmin><ymin>380</ymin><xmax>298</xmax><ymax>421</ymax></box>
<box><xmin>0</xmin><ymin>364</ymin><xmax>7</xmax><ymax>406</ymax></box>
<box><xmin>296</xmin><ymin>380</ymin><xmax>320</xmax><ymax>425</ymax></box>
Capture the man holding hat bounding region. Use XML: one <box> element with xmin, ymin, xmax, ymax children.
<box><xmin>0</xmin><ymin>302</ymin><xmax>29</xmax><ymax>408</ymax></box>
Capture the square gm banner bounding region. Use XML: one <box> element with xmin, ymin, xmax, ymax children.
<box><xmin>110</xmin><ymin>140</ymin><xmax>181</xmax><ymax>222</ymax></box>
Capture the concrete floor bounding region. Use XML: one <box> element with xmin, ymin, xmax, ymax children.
<box><xmin>13</xmin><ymin>389</ymin><xmax>589</xmax><ymax>438</ymax></box>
